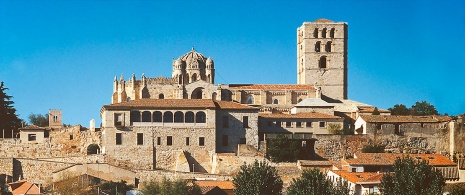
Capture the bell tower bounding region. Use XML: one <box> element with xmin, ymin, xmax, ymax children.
<box><xmin>297</xmin><ymin>19</ymin><xmax>348</xmax><ymax>100</ymax></box>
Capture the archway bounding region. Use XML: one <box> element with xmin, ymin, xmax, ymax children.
<box><xmin>87</xmin><ymin>144</ymin><xmax>100</xmax><ymax>155</ymax></box>
<box><xmin>191</xmin><ymin>87</ymin><xmax>204</xmax><ymax>99</ymax></box>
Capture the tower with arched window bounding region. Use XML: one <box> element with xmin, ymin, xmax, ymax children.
<box><xmin>297</xmin><ymin>19</ymin><xmax>348</xmax><ymax>100</ymax></box>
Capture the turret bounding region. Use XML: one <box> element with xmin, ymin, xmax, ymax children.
<box><xmin>206</xmin><ymin>58</ymin><xmax>215</xmax><ymax>84</ymax></box>
<box><xmin>172</xmin><ymin>58</ymin><xmax>184</xmax><ymax>84</ymax></box>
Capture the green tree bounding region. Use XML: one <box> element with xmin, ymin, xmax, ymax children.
<box><xmin>28</xmin><ymin>113</ymin><xmax>49</xmax><ymax>127</ymax></box>
<box><xmin>0</xmin><ymin>81</ymin><xmax>22</xmax><ymax>132</ymax></box>
<box><xmin>388</xmin><ymin>104</ymin><xmax>410</xmax><ymax>115</ymax></box>
<box><xmin>412</xmin><ymin>101</ymin><xmax>439</xmax><ymax>116</ymax></box>
<box><xmin>446</xmin><ymin>183</ymin><xmax>465</xmax><ymax>195</ymax></box>
<box><xmin>287</xmin><ymin>168</ymin><xmax>350</xmax><ymax>195</ymax></box>
<box><xmin>266</xmin><ymin>134</ymin><xmax>301</xmax><ymax>162</ymax></box>
<box><xmin>233</xmin><ymin>160</ymin><xmax>283</xmax><ymax>195</ymax></box>
<box><xmin>138</xmin><ymin>178</ymin><xmax>201</xmax><ymax>195</ymax></box>
<box><xmin>99</xmin><ymin>180</ymin><xmax>134</xmax><ymax>195</ymax></box>
<box><xmin>380</xmin><ymin>156</ymin><xmax>445</xmax><ymax>195</ymax></box>
<box><xmin>372</xmin><ymin>107</ymin><xmax>380</xmax><ymax>115</ymax></box>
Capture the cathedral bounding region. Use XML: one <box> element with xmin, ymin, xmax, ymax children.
<box><xmin>101</xmin><ymin>18</ymin><xmax>383</xmax><ymax>171</ymax></box>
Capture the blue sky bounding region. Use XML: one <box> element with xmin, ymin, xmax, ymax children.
<box><xmin>1</xmin><ymin>0</ymin><xmax>464</xmax><ymax>126</ymax></box>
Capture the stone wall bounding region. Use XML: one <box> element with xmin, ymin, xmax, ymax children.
<box><xmin>0</xmin><ymin>125</ymin><xmax>101</xmax><ymax>158</ymax></box>
<box><xmin>136</xmin><ymin>169</ymin><xmax>232</xmax><ymax>187</ymax></box>
<box><xmin>216</xmin><ymin>110</ymin><xmax>259</xmax><ymax>153</ymax></box>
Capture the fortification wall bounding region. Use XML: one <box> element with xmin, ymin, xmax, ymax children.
<box><xmin>0</xmin><ymin>126</ymin><xmax>101</xmax><ymax>158</ymax></box>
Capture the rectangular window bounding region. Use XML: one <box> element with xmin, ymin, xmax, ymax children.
<box><xmin>243</xmin><ymin>116</ymin><xmax>249</xmax><ymax>128</ymax></box>
<box><xmin>296</xmin><ymin>122</ymin><xmax>302</xmax><ymax>128</ymax></box>
<box><xmin>222</xmin><ymin>116</ymin><xmax>229</xmax><ymax>128</ymax></box>
<box><xmin>186</xmin><ymin>137</ymin><xmax>190</xmax><ymax>146</ymax></box>
<box><xmin>222</xmin><ymin>135</ymin><xmax>228</xmax><ymax>146</ymax></box>
<box><xmin>157</xmin><ymin>137</ymin><xmax>161</xmax><ymax>145</ymax></box>
<box><xmin>69</xmin><ymin>135</ymin><xmax>73</xmax><ymax>140</ymax></box>
<box><xmin>114</xmin><ymin>113</ymin><xmax>123</xmax><ymax>126</ymax></box>
<box><xmin>306</xmin><ymin>122</ymin><xmax>312</xmax><ymax>127</ymax></box>
<box><xmin>376</xmin><ymin>124</ymin><xmax>382</xmax><ymax>130</ymax></box>
<box><xmin>240</xmin><ymin>138</ymin><xmax>246</xmax><ymax>144</ymax></box>
<box><xmin>137</xmin><ymin>133</ymin><xmax>143</xmax><ymax>145</ymax></box>
<box><xmin>167</xmin><ymin>136</ymin><xmax>172</xmax><ymax>146</ymax></box>
<box><xmin>116</xmin><ymin>133</ymin><xmax>122</xmax><ymax>145</ymax></box>
<box><xmin>351</xmin><ymin>167</ymin><xmax>357</xmax><ymax>172</ymax></box>
<box><xmin>286</xmin><ymin>121</ymin><xmax>292</xmax><ymax>127</ymax></box>
<box><xmin>199</xmin><ymin>137</ymin><xmax>205</xmax><ymax>146</ymax></box>
<box><xmin>275</xmin><ymin>121</ymin><xmax>281</xmax><ymax>127</ymax></box>
<box><xmin>319</xmin><ymin>121</ymin><xmax>326</xmax><ymax>128</ymax></box>
<box><xmin>28</xmin><ymin>134</ymin><xmax>36</xmax><ymax>141</ymax></box>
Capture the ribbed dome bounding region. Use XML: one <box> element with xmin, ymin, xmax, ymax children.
<box><xmin>178</xmin><ymin>47</ymin><xmax>207</xmax><ymax>66</ymax></box>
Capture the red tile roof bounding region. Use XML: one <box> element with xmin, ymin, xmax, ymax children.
<box><xmin>331</xmin><ymin>171</ymin><xmax>383</xmax><ymax>184</ymax></box>
<box><xmin>213</xmin><ymin>101</ymin><xmax>258</xmax><ymax>110</ymax></box>
<box><xmin>358</xmin><ymin>107</ymin><xmax>390</xmax><ymax>113</ymax></box>
<box><xmin>259</xmin><ymin>112</ymin><xmax>341</xmax><ymax>119</ymax></box>
<box><xmin>195</xmin><ymin>181</ymin><xmax>234</xmax><ymax>190</ymax></box>
<box><xmin>9</xmin><ymin>180</ymin><xmax>40</xmax><ymax>195</ymax></box>
<box><xmin>345</xmin><ymin>153</ymin><xmax>456</xmax><ymax>166</ymax></box>
<box><xmin>359</xmin><ymin>115</ymin><xmax>451</xmax><ymax>123</ymax></box>
<box><xmin>103</xmin><ymin>99</ymin><xmax>257</xmax><ymax>110</ymax></box>
<box><xmin>229</xmin><ymin>84</ymin><xmax>315</xmax><ymax>90</ymax></box>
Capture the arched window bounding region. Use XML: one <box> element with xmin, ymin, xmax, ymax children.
<box><xmin>326</xmin><ymin>41</ymin><xmax>332</xmax><ymax>52</ymax></box>
<box><xmin>153</xmin><ymin>111</ymin><xmax>162</xmax><ymax>122</ymax></box>
<box><xmin>196</xmin><ymin>112</ymin><xmax>206</xmax><ymax>123</ymax></box>
<box><xmin>191</xmin><ymin>88</ymin><xmax>204</xmax><ymax>99</ymax></box>
<box><xmin>163</xmin><ymin>111</ymin><xmax>173</xmax><ymax>123</ymax></box>
<box><xmin>185</xmin><ymin>112</ymin><xmax>194</xmax><ymax>123</ymax></box>
<box><xmin>174</xmin><ymin>111</ymin><xmax>184</xmax><ymax>123</ymax></box>
<box><xmin>142</xmin><ymin>111</ymin><xmax>151</xmax><ymax>122</ymax></box>
<box><xmin>330</xmin><ymin>28</ymin><xmax>335</xmax><ymax>38</ymax></box>
<box><xmin>141</xmin><ymin>87</ymin><xmax>150</xmax><ymax>98</ymax></box>
<box><xmin>178</xmin><ymin>75</ymin><xmax>182</xmax><ymax>84</ymax></box>
<box><xmin>322</xmin><ymin>28</ymin><xmax>327</xmax><ymax>38</ymax></box>
<box><xmin>87</xmin><ymin>144</ymin><xmax>100</xmax><ymax>155</ymax></box>
<box><xmin>246</xmin><ymin>95</ymin><xmax>254</xmax><ymax>104</ymax></box>
<box><xmin>313</xmin><ymin>28</ymin><xmax>318</xmax><ymax>38</ymax></box>
<box><xmin>159</xmin><ymin>94</ymin><xmax>164</xmax><ymax>99</ymax></box>
<box><xmin>130</xmin><ymin>111</ymin><xmax>140</xmax><ymax>123</ymax></box>
<box><xmin>319</xmin><ymin>56</ymin><xmax>327</xmax><ymax>68</ymax></box>
<box><xmin>191</xmin><ymin>73</ymin><xmax>197</xmax><ymax>82</ymax></box>
<box><xmin>273</xmin><ymin>99</ymin><xmax>279</xmax><ymax>104</ymax></box>
<box><xmin>315</xmin><ymin>41</ymin><xmax>321</xmax><ymax>52</ymax></box>
<box><xmin>212</xmin><ymin>92</ymin><xmax>217</xmax><ymax>101</ymax></box>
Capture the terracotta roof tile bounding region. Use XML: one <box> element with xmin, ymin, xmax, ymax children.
<box><xmin>10</xmin><ymin>181</ymin><xmax>40</xmax><ymax>194</ymax></box>
<box><xmin>259</xmin><ymin>112</ymin><xmax>341</xmax><ymax>119</ymax></box>
<box><xmin>103</xmin><ymin>99</ymin><xmax>257</xmax><ymax>110</ymax></box>
<box><xmin>229</xmin><ymin>84</ymin><xmax>315</xmax><ymax>90</ymax></box>
<box><xmin>345</xmin><ymin>153</ymin><xmax>456</xmax><ymax>166</ymax></box>
<box><xmin>359</xmin><ymin>115</ymin><xmax>451</xmax><ymax>123</ymax></box>
<box><xmin>298</xmin><ymin>160</ymin><xmax>333</xmax><ymax>166</ymax></box>
<box><xmin>213</xmin><ymin>101</ymin><xmax>259</xmax><ymax>110</ymax></box>
<box><xmin>358</xmin><ymin>107</ymin><xmax>390</xmax><ymax>113</ymax></box>
<box><xmin>331</xmin><ymin>171</ymin><xmax>382</xmax><ymax>184</ymax></box>
<box><xmin>195</xmin><ymin>181</ymin><xmax>234</xmax><ymax>190</ymax></box>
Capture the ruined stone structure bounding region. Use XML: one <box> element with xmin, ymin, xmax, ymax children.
<box><xmin>297</xmin><ymin>19</ymin><xmax>348</xmax><ymax>100</ymax></box>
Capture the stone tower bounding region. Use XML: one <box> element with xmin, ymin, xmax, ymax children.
<box><xmin>297</xmin><ymin>19</ymin><xmax>348</xmax><ymax>100</ymax></box>
<box><xmin>48</xmin><ymin>109</ymin><xmax>62</xmax><ymax>129</ymax></box>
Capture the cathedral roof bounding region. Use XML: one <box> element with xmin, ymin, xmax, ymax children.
<box><xmin>295</xmin><ymin>98</ymin><xmax>333</xmax><ymax>107</ymax></box>
<box><xmin>178</xmin><ymin>47</ymin><xmax>207</xmax><ymax>65</ymax></box>
<box><xmin>259</xmin><ymin>112</ymin><xmax>340</xmax><ymax>119</ymax></box>
<box><xmin>103</xmin><ymin>99</ymin><xmax>257</xmax><ymax>110</ymax></box>
<box><xmin>228</xmin><ymin>84</ymin><xmax>315</xmax><ymax>90</ymax></box>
